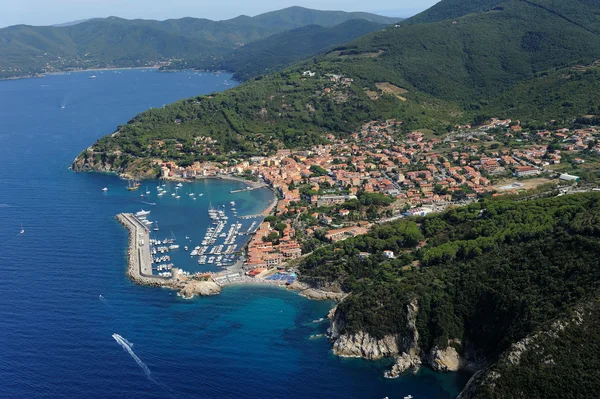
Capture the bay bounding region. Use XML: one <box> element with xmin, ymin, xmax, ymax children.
<box><xmin>0</xmin><ymin>69</ymin><xmax>469</xmax><ymax>398</ymax></box>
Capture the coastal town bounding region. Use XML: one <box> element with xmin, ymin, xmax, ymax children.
<box><xmin>131</xmin><ymin>117</ymin><xmax>600</xmax><ymax>281</ymax></box>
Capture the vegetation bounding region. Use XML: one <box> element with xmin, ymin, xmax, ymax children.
<box><xmin>0</xmin><ymin>7</ymin><xmax>398</xmax><ymax>79</ymax></box>
<box><xmin>299</xmin><ymin>193</ymin><xmax>600</xmax><ymax>396</ymax></box>
<box><xmin>171</xmin><ymin>20</ymin><xmax>388</xmax><ymax>81</ymax></box>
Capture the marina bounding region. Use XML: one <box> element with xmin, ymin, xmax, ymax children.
<box><xmin>115</xmin><ymin>178</ymin><xmax>274</xmax><ymax>276</ymax></box>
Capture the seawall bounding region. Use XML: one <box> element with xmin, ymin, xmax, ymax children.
<box><xmin>116</xmin><ymin>213</ymin><xmax>174</xmax><ymax>287</ymax></box>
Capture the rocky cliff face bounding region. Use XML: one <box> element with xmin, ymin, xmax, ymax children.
<box><xmin>328</xmin><ymin>297</ymin><xmax>425</xmax><ymax>376</ymax></box>
<box><xmin>384</xmin><ymin>298</ymin><xmax>423</xmax><ymax>378</ymax></box>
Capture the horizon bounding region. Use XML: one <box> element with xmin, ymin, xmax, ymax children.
<box><xmin>0</xmin><ymin>1</ymin><xmax>438</xmax><ymax>29</ymax></box>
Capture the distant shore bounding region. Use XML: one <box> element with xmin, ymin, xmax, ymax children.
<box><xmin>1</xmin><ymin>66</ymin><xmax>162</xmax><ymax>82</ymax></box>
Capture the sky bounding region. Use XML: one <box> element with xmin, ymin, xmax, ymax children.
<box><xmin>0</xmin><ymin>0</ymin><xmax>440</xmax><ymax>28</ymax></box>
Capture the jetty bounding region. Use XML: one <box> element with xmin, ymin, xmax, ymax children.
<box><xmin>116</xmin><ymin>213</ymin><xmax>172</xmax><ymax>286</ymax></box>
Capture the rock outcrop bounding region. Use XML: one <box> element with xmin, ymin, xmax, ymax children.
<box><xmin>179</xmin><ymin>281</ymin><xmax>221</xmax><ymax>299</ymax></box>
<box><xmin>384</xmin><ymin>351</ymin><xmax>422</xmax><ymax>378</ymax></box>
<box><xmin>299</xmin><ymin>288</ymin><xmax>347</xmax><ymax>301</ymax></box>
<box><xmin>429</xmin><ymin>345</ymin><xmax>466</xmax><ymax>372</ymax></box>
<box><xmin>332</xmin><ymin>331</ymin><xmax>400</xmax><ymax>359</ymax></box>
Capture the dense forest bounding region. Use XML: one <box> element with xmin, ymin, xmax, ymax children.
<box><xmin>299</xmin><ymin>193</ymin><xmax>600</xmax><ymax>397</ymax></box>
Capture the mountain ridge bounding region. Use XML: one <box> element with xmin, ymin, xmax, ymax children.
<box><xmin>0</xmin><ymin>7</ymin><xmax>398</xmax><ymax>79</ymax></box>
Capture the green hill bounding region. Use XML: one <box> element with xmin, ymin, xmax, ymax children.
<box><xmin>331</xmin><ymin>0</ymin><xmax>600</xmax><ymax>103</ymax></box>
<box><xmin>169</xmin><ymin>19</ymin><xmax>388</xmax><ymax>81</ymax></box>
<box><xmin>0</xmin><ymin>7</ymin><xmax>398</xmax><ymax>79</ymax></box>
<box><xmin>300</xmin><ymin>193</ymin><xmax>600</xmax><ymax>398</ymax></box>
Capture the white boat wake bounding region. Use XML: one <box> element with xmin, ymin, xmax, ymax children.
<box><xmin>112</xmin><ymin>333</ymin><xmax>151</xmax><ymax>378</ymax></box>
<box><xmin>112</xmin><ymin>333</ymin><xmax>177</xmax><ymax>398</ymax></box>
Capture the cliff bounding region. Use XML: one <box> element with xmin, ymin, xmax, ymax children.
<box><xmin>71</xmin><ymin>149</ymin><xmax>156</xmax><ymax>178</ymax></box>
<box><xmin>326</xmin><ymin>296</ymin><xmax>471</xmax><ymax>379</ymax></box>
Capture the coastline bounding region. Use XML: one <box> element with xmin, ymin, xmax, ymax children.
<box><xmin>1</xmin><ymin>66</ymin><xmax>163</xmax><ymax>82</ymax></box>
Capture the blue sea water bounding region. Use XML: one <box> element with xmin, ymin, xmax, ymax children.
<box><xmin>0</xmin><ymin>69</ymin><xmax>469</xmax><ymax>398</ymax></box>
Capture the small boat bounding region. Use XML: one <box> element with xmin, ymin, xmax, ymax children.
<box><xmin>153</xmin><ymin>222</ymin><xmax>159</xmax><ymax>232</ymax></box>
<box><xmin>404</xmin><ymin>396</ymin><xmax>413</xmax><ymax>399</ymax></box>
<box><xmin>193</xmin><ymin>197</ymin><xmax>197</xmax><ymax>200</ymax></box>
<box><xmin>199</xmin><ymin>193</ymin><xmax>204</xmax><ymax>196</ymax></box>
<box><xmin>19</xmin><ymin>224</ymin><xmax>24</xmax><ymax>235</ymax></box>
<box><xmin>136</xmin><ymin>209</ymin><xmax>151</xmax><ymax>217</ymax></box>
<box><xmin>89</xmin><ymin>75</ymin><xmax>97</xmax><ymax>79</ymax></box>
<box><xmin>230</xmin><ymin>201</ymin><xmax>236</xmax><ymax>206</ymax></box>
<box><xmin>184</xmin><ymin>246</ymin><xmax>188</xmax><ymax>251</ymax></box>
<box><xmin>145</xmin><ymin>186</ymin><xmax>150</xmax><ymax>195</ymax></box>
<box><xmin>176</xmin><ymin>195</ymin><xmax>181</xmax><ymax>199</ymax></box>
<box><xmin>102</xmin><ymin>187</ymin><xmax>108</xmax><ymax>192</ymax></box>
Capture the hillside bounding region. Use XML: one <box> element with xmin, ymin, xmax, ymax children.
<box><xmin>299</xmin><ymin>193</ymin><xmax>600</xmax><ymax>398</ymax></box>
<box><xmin>168</xmin><ymin>19</ymin><xmax>388</xmax><ymax>81</ymax></box>
<box><xmin>72</xmin><ymin>0</ymin><xmax>600</xmax><ymax>177</ymax></box>
<box><xmin>0</xmin><ymin>7</ymin><xmax>398</xmax><ymax>79</ymax></box>
<box><xmin>331</xmin><ymin>0</ymin><xmax>600</xmax><ymax>103</ymax></box>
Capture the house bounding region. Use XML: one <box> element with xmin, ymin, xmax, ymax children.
<box><xmin>383</xmin><ymin>250</ymin><xmax>395</xmax><ymax>259</ymax></box>
<box><xmin>514</xmin><ymin>166</ymin><xmax>541</xmax><ymax>177</ymax></box>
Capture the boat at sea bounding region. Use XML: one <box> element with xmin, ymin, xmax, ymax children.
<box><xmin>135</xmin><ymin>209</ymin><xmax>151</xmax><ymax>217</ymax></box>
<box><xmin>89</xmin><ymin>75</ymin><xmax>97</xmax><ymax>79</ymax></box>
<box><xmin>102</xmin><ymin>187</ymin><xmax>108</xmax><ymax>192</ymax></box>
<box><xmin>127</xmin><ymin>179</ymin><xmax>140</xmax><ymax>191</ymax></box>
<box><xmin>153</xmin><ymin>221</ymin><xmax>159</xmax><ymax>232</ymax></box>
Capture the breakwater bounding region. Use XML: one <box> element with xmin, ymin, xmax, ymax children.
<box><xmin>116</xmin><ymin>213</ymin><xmax>173</xmax><ymax>287</ymax></box>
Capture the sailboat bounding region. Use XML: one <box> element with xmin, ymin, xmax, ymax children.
<box><xmin>19</xmin><ymin>224</ymin><xmax>24</xmax><ymax>235</ymax></box>
<box><xmin>145</xmin><ymin>186</ymin><xmax>150</xmax><ymax>195</ymax></box>
<box><xmin>153</xmin><ymin>221</ymin><xmax>159</xmax><ymax>232</ymax></box>
<box><xmin>168</xmin><ymin>231</ymin><xmax>179</xmax><ymax>249</ymax></box>
<box><xmin>127</xmin><ymin>179</ymin><xmax>139</xmax><ymax>191</ymax></box>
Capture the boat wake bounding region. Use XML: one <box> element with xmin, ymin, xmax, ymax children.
<box><xmin>112</xmin><ymin>333</ymin><xmax>177</xmax><ymax>397</ymax></box>
<box><xmin>141</xmin><ymin>201</ymin><xmax>157</xmax><ymax>206</ymax></box>
<box><xmin>112</xmin><ymin>333</ymin><xmax>152</xmax><ymax>379</ymax></box>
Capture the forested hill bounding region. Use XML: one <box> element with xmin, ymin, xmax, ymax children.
<box><xmin>333</xmin><ymin>0</ymin><xmax>600</xmax><ymax>103</ymax></box>
<box><xmin>0</xmin><ymin>7</ymin><xmax>398</xmax><ymax>79</ymax></box>
<box><xmin>299</xmin><ymin>193</ymin><xmax>600</xmax><ymax>398</ymax></box>
<box><xmin>73</xmin><ymin>0</ymin><xmax>600</xmax><ymax>177</ymax></box>
<box><xmin>166</xmin><ymin>19</ymin><xmax>388</xmax><ymax>81</ymax></box>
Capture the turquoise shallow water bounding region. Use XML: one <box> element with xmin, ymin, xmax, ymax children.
<box><xmin>0</xmin><ymin>69</ymin><xmax>469</xmax><ymax>398</ymax></box>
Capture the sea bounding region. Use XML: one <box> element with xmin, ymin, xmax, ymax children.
<box><xmin>0</xmin><ymin>69</ymin><xmax>470</xmax><ymax>398</ymax></box>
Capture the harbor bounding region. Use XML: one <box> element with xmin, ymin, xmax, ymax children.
<box><xmin>112</xmin><ymin>178</ymin><xmax>294</xmax><ymax>297</ymax></box>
